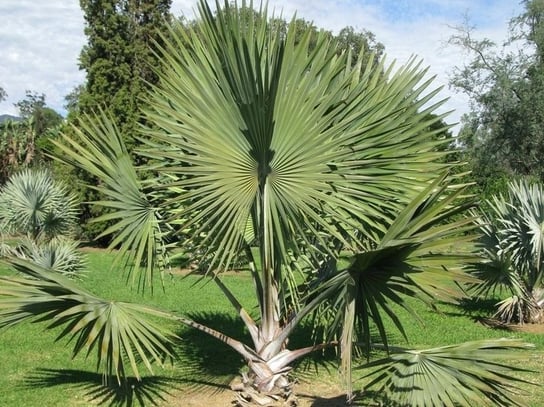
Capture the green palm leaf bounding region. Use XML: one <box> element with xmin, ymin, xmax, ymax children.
<box><xmin>52</xmin><ymin>112</ymin><xmax>170</xmax><ymax>290</ymax></box>
<box><xmin>363</xmin><ymin>339</ymin><xmax>534</xmax><ymax>407</ymax></box>
<box><xmin>0</xmin><ymin>257</ymin><xmax>177</xmax><ymax>384</ymax></box>
<box><xmin>308</xmin><ymin>176</ymin><xmax>479</xmax><ymax>396</ymax></box>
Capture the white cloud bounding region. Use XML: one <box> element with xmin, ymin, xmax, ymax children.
<box><xmin>0</xmin><ymin>0</ymin><xmax>524</xmax><ymax>132</ymax></box>
<box><xmin>0</xmin><ymin>0</ymin><xmax>85</xmax><ymax>115</ymax></box>
<box><xmin>256</xmin><ymin>0</ymin><xmax>523</xmax><ymax>131</ymax></box>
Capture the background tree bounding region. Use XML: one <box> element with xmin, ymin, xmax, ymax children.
<box><xmin>0</xmin><ymin>86</ymin><xmax>6</xmax><ymax>103</ymax></box>
<box><xmin>63</xmin><ymin>84</ymin><xmax>85</xmax><ymax>116</ymax></box>
<box><xmin>0</xmin><ymin>119</ymin><xmax>33</xmax><ymax>183</ymax></box>
<box><xmin>335</xmin><ymin>25</ymin><xmax>384</xmax><ymax>60</ymax></box>
<box><xmin>15</xmin><ymin>90</ymin><xmax>46</xmax><ymax>119</ymax></box>
<box><xmin>77</xmin><ymin>0</ymin><xmax>172</xmax><ymax>154</ymax></box>
<box><xmin>449</xmin><ymin>0</ymin><xmax>544</xmax><ymax>192</ymax></box>
<box><xmin>266</xmin><ymin>15</ymin><xmax>384</xmax><ymax>67</ymax></box>
<box><xmin>0</xmin><ymin>92</ymin><xmax>62</xmax><ymax>183</ymax></box>
<box><xmin>15</xmin><ymin>90</ymin><xmax>63</xmax><ymax>139</ymax></box>
<box><xmin>66</xmin><ymin>0</ymin><xmax>173</xmax><ymax>242</ymax></box>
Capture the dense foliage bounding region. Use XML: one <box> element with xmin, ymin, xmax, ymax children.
<box><xmin>0</xmin><ymin>2</ymin><xmax>534</xmax><ymax>407</ymax></box>
<box><xmin>0</xmin><ymin>2</ymin><xmax>539</xmax><ymax>406</ymax></box>
<box><xmin>450</xmin><ymin>0</ymin><xmax>544</xmax><ymax>193</ymax></box>
<box><xmin>0</xmin><ymin>92</ymin><xmax>62</xmax><ymax>184</ymax></box>
<box><xmin>68</xmin><ymin>1</ymin><xmax>387</xmax><ymax>243</ymax></box>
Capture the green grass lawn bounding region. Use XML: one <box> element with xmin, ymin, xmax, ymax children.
<box><xmin>0</xmin><ymin>250</ymin><xmax>543</xmax><ymax>406</ymax></box>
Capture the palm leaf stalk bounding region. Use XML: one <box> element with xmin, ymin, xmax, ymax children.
<box><xmin>0</xmin><ymin>257</ymin><xmax>177</xmax><ymax>385</ymax></box>
<box><xmin>0</xmin><ymin>1</ymin><xmax>535</xmax><ymax>406</ymax></box>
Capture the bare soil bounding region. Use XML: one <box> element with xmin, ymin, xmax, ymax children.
<box><xmin>161</xmin><ymin>379</ymin><xmax>351</xmax><ymax>406</ymax></box>
<box><xmin>478</xmin><ymin>317</ymin><xmax>544</xmax><ymax>334</ymax></box>
<box><xmin>508</xmin><ymin>322</ymin><xmax>544</xmax><ymax>334</ymax></box>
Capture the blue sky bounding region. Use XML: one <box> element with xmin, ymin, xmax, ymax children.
<box><xmin>0</xmin><ymin>0</ymin><xmax>525</xmax><ymax>132</ymax></box>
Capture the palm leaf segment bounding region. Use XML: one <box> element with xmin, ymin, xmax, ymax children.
<box><xmin>146</xmin><ymin>0</ymin><xmax>451</xmax><ymax>279</ymax></box>
<box><xmin>53</xmin><ymin>112</ymin><xmax>170</xmax><ymax>290</ymax></box>
<box><xmin>0</xmin><ymin>257</ymin><xmax>177</xmax><ymax>384</ymax></box>
<box><xmin>363</xmin><ymin>339</ymin><xmax>534</xmax><ymax>407</ymax></box>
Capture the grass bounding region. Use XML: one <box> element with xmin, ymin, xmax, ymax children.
<box><xmin>0</xmin><ymin>249</ymin><xmax>543</xmax><ymax>406</ymax></box>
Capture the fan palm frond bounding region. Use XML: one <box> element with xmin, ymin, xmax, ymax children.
<box><xmin>144</xmin><ymin>0</ymin><xmax>454</xmax><ymax>297</ymax></box>
<box><xmin>363</xmin><ymin>339</ymin><xmax>534</xmax><ymax>407</ymax></box>
<box><xmin>52</xmin><ymin>111</ymin><xmax>171</xmax><ymax>291</ymax></box>
<box><xmin>0</xmin><ymin>257</ymin><xmax>177</xmax><ymax>384</ymax></box>
<box><xmin>302</xmin><ymin>176</ymin><xmax>479</xmax><ymax>396</ymax></box>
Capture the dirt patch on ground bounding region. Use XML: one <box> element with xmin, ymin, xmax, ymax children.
<box><xmin>508</xmin><ymin>322</ymin><xmax>544</xmax><ymax>334</ymax></box>
<box><xmin>161</xmin><ymin>379</ymin><xmax>352</xmax><ymax>406</ymax></box>
<box><xmin>478</xmin><ymin>317</ymin><xmax>544</xmax><ymax>334</ymax></box>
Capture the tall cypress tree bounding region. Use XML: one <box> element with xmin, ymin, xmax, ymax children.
<box><xmin>78</xmin><ymin>0</ymin><xmax>172</xmax><ymax>153</ymax></box>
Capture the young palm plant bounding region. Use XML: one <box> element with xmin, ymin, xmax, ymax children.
<box><xmin>0</xmin><ymin>1</ymin><xmax>534</xmax><ymax>406</ymax></box>
<box><xmin>0</xmin><ymin>168</ymin><xmax>78</xmax><ymax>241</ymax></box>
<box><xmin>471</xmin><ymin>179</ymin><xmax>544</xmax><ymax>323</ymax></box>
<box><xmin>0</xmin><ymin>168</ymin><xmax>85</xmax><ymax>275</ymax></box>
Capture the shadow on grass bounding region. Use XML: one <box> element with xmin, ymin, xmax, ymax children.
<box><xmin>438</xmin><ymin>297</ymin><xmax>499</xmax><ymax>320</ymax></box>
<box><xmin>24</xmin><ymin>369</ymin><xmax>181</xmax><ymax>407</ymax></box>
<box><xmin>176</xmin><ymin>311</ymin><xmax>249</xmax><ymax>377</ymax></box>
<box><xmin>437</xmin><ymin>297</ymin><xmax>527</xmax><ymax>332</ymax></box>
<box><xmin>22</xmin><ymin>313</ymin><xmax>405</xmax><ymax>405</ymax></box>
<box><xmin>457</xmin><ymin>297</ymin><xmax>499</xmax><ymax>315</ymax></box>
<box><xmin>310</xmin><ymin>394</ymin><xmax>352</xmax><ymax>407</ymax></box>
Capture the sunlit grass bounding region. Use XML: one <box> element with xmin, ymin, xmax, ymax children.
<box><xmin>0</xmin><ymin>250</ymin><xmax>542</xmax><ymax>406</ymax></box>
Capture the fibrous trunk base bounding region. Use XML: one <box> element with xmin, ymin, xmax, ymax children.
<box><xmin>230</xmin><ymin>373</ymin><xmax>298</xmax><ymax>406</ymax></box>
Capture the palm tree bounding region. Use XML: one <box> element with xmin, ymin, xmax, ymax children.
<box><xmin>471</xmin><ymin>179</ymin><xmax>544</xmax><ymax>323</ymax></box>
<box><xmin>0</xmin><ymin>1</ymin><xmax>534</xmax><ymax>406</ymax></box>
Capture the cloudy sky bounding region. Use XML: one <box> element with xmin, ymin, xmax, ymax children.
<box><xmin>0</xmin><ymin>0</ymin><xmax>524</xmax><ymax>132</ymax></box>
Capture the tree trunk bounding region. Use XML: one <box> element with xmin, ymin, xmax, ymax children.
<box><xmin>230</xmin><ymin>365</ymin><xmax>297</xmax><ymax>406</ymax></box>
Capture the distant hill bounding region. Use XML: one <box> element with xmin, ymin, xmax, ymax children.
<box><xmin>0</xmin><ymin>114</ymin><xmax>22</xmax><ymax>123</ymax></box>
